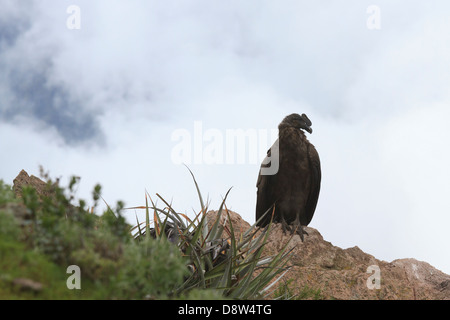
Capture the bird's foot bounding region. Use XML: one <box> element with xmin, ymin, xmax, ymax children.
<box><xmin>298</xmin><ymin>226</ymin><xmax>309</xmax><ymax>242</ymax></box>
<box><xmin>291</xmin><ymin>222</ymin><xmax>308</xmax><ymax>242</ymax></box>
<box><xmin>280</xmin><ymin>219</ymin><xmax>308</xmax><ymax>241</ymax></box>
<box><xmin>281</xmin><ymin>219</ymin><xmax>291</xmax><ymax>233</ymax></box>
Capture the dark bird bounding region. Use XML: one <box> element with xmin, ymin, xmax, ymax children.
<box><xmin>256</xmin><ymin>113</ymin><xmax>321</xmax><ymax>241</ymax></box>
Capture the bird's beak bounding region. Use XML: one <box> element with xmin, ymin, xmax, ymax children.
<box><xmin>305</xmin><ymin>127</ymin><xmax>313</xmax><ymax>134</ymax></box>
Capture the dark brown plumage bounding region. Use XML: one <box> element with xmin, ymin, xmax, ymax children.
<box><xmin>256</xmin><ymin>113</ymin><xmax>321</xmax><ymax>241</ymax></box>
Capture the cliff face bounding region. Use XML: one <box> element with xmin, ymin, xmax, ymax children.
<box><xmin>207</xmin><ymin>210</ymin><xmax>450</xmax><ymax>300</ymax></box>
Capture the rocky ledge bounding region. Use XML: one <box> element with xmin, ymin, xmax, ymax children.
<box><xmin>207</xmin><ymin>210</ymin><xmax>450</xmax><ymax>300</ymax></box>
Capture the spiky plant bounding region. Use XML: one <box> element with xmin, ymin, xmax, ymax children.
<box><xmin>128</xmin><ymin>168</ymin><xmax>293</xmax><ymax>299</ymax></box>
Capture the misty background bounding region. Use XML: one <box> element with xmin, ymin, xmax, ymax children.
<box><xmin>1</xmin><ymin>1</ymin><xmax>450</xmax><ymax>274</ymax></box>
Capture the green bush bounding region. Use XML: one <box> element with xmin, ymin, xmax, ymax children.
<box><xmin>0</xmin><ymin>181</ymin><xmax>16</xmax><ymax>206</ymax></box>
<box><xmin>116</xmin><ymin>238</ymin><xmax>188</xmax><ymax>299</ymax></box>
<box><xmin>0</xmin><ymin>208</ymin><xmax>21</xmax><ymax>241</ymax></box>
<box><xmin>0</xmin><ymin>168</ymin><xmax>292</xmax><ymax>300</ymax></box>
<box><xmin>0</xmin><ymin>182</ymin><xmax>21</xmax><ymax>241</ymax></box>
<box><xmin>130</xmin><ymin>168</ymin><xmax>292</xmax><ymax>299</ymax></box>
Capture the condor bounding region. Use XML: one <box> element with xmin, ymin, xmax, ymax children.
<box><xmin>256</xmin><ymin>113</ymin><xmax>321</xmax><ymax>241</ymax></box>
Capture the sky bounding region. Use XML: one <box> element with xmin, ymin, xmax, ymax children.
<box><xmin>1</xmin><ymin>1</ymin><xmax>450</xmax><ymax>274</ymax></box>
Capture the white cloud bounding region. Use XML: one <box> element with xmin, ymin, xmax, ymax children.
<box><xmin>378</xmin><ymin>103</ymin><xmax>450</xmax><ymax>266</ymax></box>
<box><xmin>1</xmin><ymin>1</ymin><xmax>450</xmax><ymax>274</ymax></box>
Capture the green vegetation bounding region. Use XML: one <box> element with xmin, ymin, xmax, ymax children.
<box><xmin>0</xmin><ymin>169</ymin><xmax>291</xmax><ymax>299</ymax></box>
<box><xmin>273</xmin><ymin>279</ymin><xmax>325</xmax><ymax>300</ymax></box>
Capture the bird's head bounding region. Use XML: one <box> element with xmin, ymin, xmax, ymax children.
<box><xmin>280</xmin><ymin>113</ymin><xmax>313</xmax><ymax>134</ymax></box>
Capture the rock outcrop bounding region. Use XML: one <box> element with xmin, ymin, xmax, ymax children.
<box><xmin>207</xmin><ymin>210</ymin><xmax>450</xmax><ymax>300</ymax></box>
<box><xmin>10</xmin><ymin>171</ymin><xmax>450</xmax><ymax>299</ymax></box>
<box><xmin>12</xmin><ymin>169</ymin><xmax>57</xmax><ymax>199</ymax></box>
